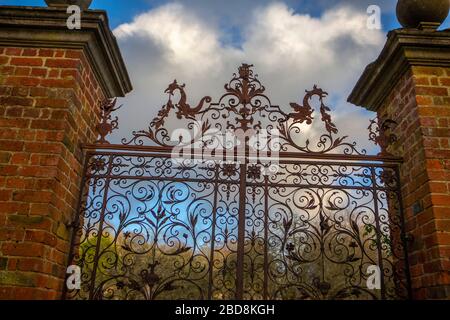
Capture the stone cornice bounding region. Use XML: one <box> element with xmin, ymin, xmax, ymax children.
<box><xmin>0</xmin><ymin>5</ymin><xmax>132</xmax><ymax>98</ymax></box>
<box><xmin>348</xmin><ymin>28</ymin><xmax>450</xmax><ymax>112</ymax></box>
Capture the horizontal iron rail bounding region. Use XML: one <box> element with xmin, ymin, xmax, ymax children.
<box><xmin>82</xmin><ymin>143</ymin><xmax>404</xmax><ymax>164</ymax></box>
<box><xmin>85</xmin><ymin>174</ymin><xmax>399</xmax><ymax>192</ymax></box>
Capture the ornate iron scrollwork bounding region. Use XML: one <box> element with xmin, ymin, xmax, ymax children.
<box><xmin>116</xmin><ymin>64</ymin><xmax>365</xmax><ymax>154</ymax></box>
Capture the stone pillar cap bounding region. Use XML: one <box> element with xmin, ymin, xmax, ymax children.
<box><xmin>348</xmin><ymin>28</ymin><xmax>450</xmax><ymax>112</ymax></box>
<box><xmin>0</xmin><ymin>5</ymin><xmax>132</xmax><ymax>98</ymax></box>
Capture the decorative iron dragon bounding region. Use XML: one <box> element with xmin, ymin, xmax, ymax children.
<box><xmin>165</xmin><ymin>80</ymin><xmax>212</xmax><ymax>121</ymax></box>
<box><xmin>289</xmin><ymin>85</ymin><xmax>338</xmax><ymax>134</ymax></box>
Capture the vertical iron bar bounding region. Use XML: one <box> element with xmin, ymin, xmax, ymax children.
<box><xmin>371</xmin><ymin>167</ymin><xmax>386</xmax><ymax>299</ymax></box>
<box><xmin>207</xmin><ymin>165</ymin><xmax>220</xmax><ymax>300</ymax></box>
<box><xmin>235</xmin><ymin>162</ymin><xmax>247</xmax><ymax>300</ymax></box>
<box><xmin>263</xmin><ymin>175</ymin><xmax>269</xmax><ymax>300</ymax></box>
<box><xmin>236</xmin><ymin>137</ymin><xmax>249</xmax><ymax>300</ymax></box>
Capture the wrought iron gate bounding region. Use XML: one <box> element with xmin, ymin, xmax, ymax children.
<box><xmin>65</xmin><ymin>64</ymin><xmax>411</xmax><ymax>300</ymax></box>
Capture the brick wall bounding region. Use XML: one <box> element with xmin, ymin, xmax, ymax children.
<box><xmin>378</xmin><ymin>66</ymin><xmax>450</xmax><ymax>299</ymax></box>
<box><xmin>0</xmin><ymin>46</ymin><xmax>105</xmax><ymax>299</ymax></box>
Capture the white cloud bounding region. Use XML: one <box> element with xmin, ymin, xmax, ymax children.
<box><xmin>114</xmin><ymin>3</ymin><xmax>240</xmax><ymax>74</ymax></box>
<box><xmin>111</xmin><ymin>1</ymin><xmax>385</xmax><ymax>153</ymax></box>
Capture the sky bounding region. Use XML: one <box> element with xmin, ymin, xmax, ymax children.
<box><xmin>2</xmin><ymin>0</ymin><xmax>449</xmax><ymax>154</ymax></box>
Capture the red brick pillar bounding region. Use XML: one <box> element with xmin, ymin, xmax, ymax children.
<box><xmin>349</xmin><ymin>28</ymin><xmax>450</xmax><ymax>299</ymax></box>
<box><xmin>0</xmin><ymin>5</ymin><xmax>132</xmax><ymax>299</ymax></box>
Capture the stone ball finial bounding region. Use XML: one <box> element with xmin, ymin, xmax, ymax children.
<box><xmin>396</xmin><ymin>0</ymin><xmax>450</xmax><ymax>30</ymax></box>
<box><xmin>45</xmin><ymin>0</ymin><xmax>93</xmax><ymax>10</ymax></box>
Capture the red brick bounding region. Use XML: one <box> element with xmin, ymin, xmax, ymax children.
<box><xmin>439</xmin><ymin>77</ymin><xmax>450</xmax><ymax>86</ymax></box>
<box><xmin>0</xmin><ymin>96</ymin><xmax>33</xmax><ymax>107</ymax></box>
<box><xmin>29</xmin><ymin>204</ymin><xmax>51</xmax><ymax>216</ymax></box>
<box><xmin>35</xmin><ymin>98</ymin><xmax>67</xmax><ymax>109</ymax></box>
<box><xmin>0</xmin><ymin>228</ymin><xmax>25</xmax><ymax>241</ymax></box>
<box><xmin>50</xmin><ymin>110</ymin><xmax>67</xmax><ymax>121</ymax></box>
<box><xmin>0</xmin><ymin>56</ymin><xmax>9</xmax><ymax>65</ymax></box>
<box><xmin>430</xmin><ymin>78</ymin><xmax>439</xmax><ymax>86</ymax></box>
<box><xmin>25</xmin><ymin>230</ymin><xmax>57</xmax><ymax>246</ymax></box>
<box><xmin>0</xmin><ymin>66</ymin><xmax>14</xmax><ymax>75</ymax></box>
<box><xmin>34</xmin><ymin>179</ymin><xmax>56</xmax><ymax>190</ymax></box>
<box><xmin>22</xmin><ymin>49</ymin><xmax>37</xmax><ymax>57</ymax></box>
<box><xmin>40</xmin><ymin>78</ymin><xmax>76</xmax><ymax>88</ymax></box>
<box><xmin>30</xmin><ymin>119</ymin><xmax>65</xmax><ymax>130</ymax></box>
<box><xmin>6</xmin><ymin>107</ymin><xmax>23</xmax><ymax>117</ymax></box>
<box><xmin>10</xmin><ymin>57</ymin><xmax>43</xmax><ymax>67</ymax></box>
<box><xmin>14</xmin><ymin>67</ymin><xmax>31</xmax><ymax>76</ymax></box>
<box><xmin>42</xmin><ymin>131</ymin><xmax>64</xmax><ymax>142</ymax></box>
<box><xmin>6</xmin><ymin>216</ymin><xmax>52</xmax><ymax>230</ymax></box>
<box><xmin>1</xmin><ymin>243</ymin><xmax>46</xmax><ymax>258</ymax></box>
<box><xmin>29</xmin><ymin>87</ymin><xmax>47</xmax><ymax>97</ymax></box>
<box><xmin>0</xmin><ymin>86</ymin><xmax>11</xmax><ymax>96</ymax></box>
<box><xmin>0</xmin><ymin>190</ymin><xmax>12</xmax><ymax>201</ymax></box>
<box><xmin>30</xmin><ymin>68</ymin><xmax>47</xmax><ymax>77</ymax></box>
<box><xmin>11</xmin><ymin>87</ymin><xmax>28</xmax><ymax>97</ymax></box>
<box><xmin>31</xmin><ymin>154</ymin><xmax>60</xmax><ymax>166</ymax></box>
<box><xmin>16</xmin><ymin>129</ymin><xmax>35</xmax><ymax>141</ymax></box>
<box><xmin>0</xmin><ymin>141</ymin><xmax>24</xmax><ymax>152</ymax></box>
<box><xmin>24</xmin><ymin>142</ymin><xmax>62</xmax><ymax>154</ymax></box>
<box><xmin>35</xmin><ymin>274</ymin><xmax>62</xmax><ymax>291</ymax></box>
<box><xmin>64</xmin><ymin>50</ymin><xmax>83</xmax><ymax>59</ymax></box>
<box><xmin>420</xmin><ymin>117</ymin><xmax>437</xmax><ymax>127</ymax></box>
<box><xmin>416</xmin><ymin>87</ymin><xmax>448</xmax><ymax>96</ymax></box>
<box><xmin>38</xmin><ymin>49</ymin><xmax>54</xmax><ymax>57</ymax></box>
<box><xmin>60</xmin><ymin>69</ymin><xmax>79</xmax><ymax>79</ymax></box>
<box><xmin>0</xmin><ymin>152</ymin><xmax>11</xmax><ymax>163</ymax></box>
<box><xmin>48</xmin><ymin>69</ymin><xmax>59</xmax><ymax>78</ymax></box>
<box><xmin>5</xmin><ymin>48</ymin><xmax>22</xmax><ymax>56</ymax></box>
<box><xmin>45</xmin><ymin>59</ymin><xmax>79</xmax><ymax>69</ymax></box>
<box><xmin>5</xmin><ymin>76</ymin><xmax>40</xmax><ymax>87</ymax></box>
<box><xmin>5</xmin><ymin>177</ymin><xmax>33</xmax><ymax>189</ymax></box>
<box><xmin>18</xmin><ymin>166</ymin><xmax>57</xmax><ymax>178</ymax></box>
<box><xmin>0</xmin><ymin>202</ymin><xmax>30</xmax><ymax>215</ymax></box>
<box><xmin>426</xmin><ymin>160</ymin><xmax>443</xmax><ymax>170</ymax></box>
<box><xmin>12</xmin><ymin>190</ymin><xmax>53</xmax><ymax>203</ymax></box>
<box><xmin>48</xmin><ymin>249</ymin><xmax>66</xmax><ymax>265</ymax></box>
<box><xmin>23</xmin><ymin>108</ymin><xmax>40</xmax><ymax>118</ymax></box>
<box><xmin>0</xmin><ymin>128</ymin><xmax>18</xmax><ymax>140</ymax></box>
<box><xmin>415</xmin><ymin>77</ymin><xmax>430</xmax><ymax>85</ymax></box>
<box><xmin>16</xmin><ymin>258</ymin><xmax>51</xmax><ymax>274</ymax></box>
<box><xmin>10</xmin><ymin>153</ymin><xmax>29</xmax><ymax>165</ymax></box>
<box><xmin>435</xmin><ymin>220</ymin><xmax>450</xmax><ymax>232</ymax></box>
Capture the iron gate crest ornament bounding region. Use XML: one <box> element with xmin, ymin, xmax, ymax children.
<box><xmin>65</xmin><ymin>64</ymin><xmax>411</xmax><ymax>301</ymax></box>
<box><xmin>107</xmin><ymin>64</ymin><xmax>374</xmax><ymax>156</ymax></box>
